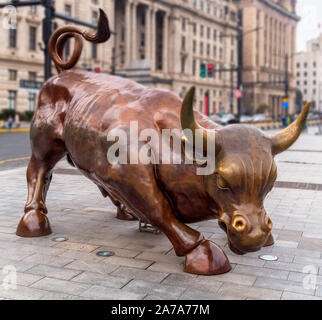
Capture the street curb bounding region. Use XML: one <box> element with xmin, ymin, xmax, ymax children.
<box><xmin>0</xmin><ymin>128</ymin><xmax>30</xmax><ymax>133</ymax></box>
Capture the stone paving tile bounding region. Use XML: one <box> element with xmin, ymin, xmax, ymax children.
<box><xmin>161</xmin><ymin>273</ymin><xmax>222</xmax><ymax>293</ymax></box>
<box><xmin>102</xmin><ymin>256</ymin><xmax>154</xmax><ymax>269</ymax></box>
<box><xmin>148</xmin><ymin>261</ymin><xmax>186</xmax><ymax>274</ymax></box>
<box><xmin>288</xmin><ymin>271</ymin><xmax>322</xmax><ymax>286</ymax></box>
<box><xmin>26</xmin><ymin>264</ymin><xmax>82</xmax><ymax>281</ymax></box>
<box><xmin>71</xmin><ymin>271</ymin><xmax>131</xmax><ymax>289</ymax></box>
<box><xmin>254</xmin><ymin>276</ymin><xmax>315</xmax><ymax>296</ymax></box>
<box><xmin>31</xmin><ymin>277</ymin><xmax>91</xmax><ymax>296</ymax></box>
<box><xmin>298</xmin><ymin>237</ymin><xmax>322</xmax><ymax>252</ymax></box>
<box><xmin>22</xmin><ymin>253</ymin><xmax>74</xmax><ymax>268</ymax></box>
<box><xmin>179</xmin><ymin>288</ymin><xmax>222</xmax><ymax>300</ymax></box>
<box><xmin>80</xmin><ymin>285</ymin><xmax>145</xmax><ymax>300</ymax></box>
<box><xmin>281</xmin><ymin>291</ymin><xmax>322</xmax><ymax>300</ymax></box>
<box><xmin>110</xmin><ymin>266</ymin><xmax>169</xmax><ymax>283</ymax></box>
<box><xmin>218</xmin><ymin>283</ymin><xmax>282</xmax><ymax>300</ymax></box>
<box><xmin>123</xmin><ymin>279</ymin><xmax>186</xmax><ymax>299</ymax></box>
<box><xmin>63</xmin><ymin>259</ymin><xmax>119</xmax><ymax>274</ymax></box>
<box><xmin>53</xmin><ymin>241</ymin><xmax>99</xmax><ymax>253</ymax></box>
<box><xmin>316</xmin><ymin>286</ymin><xmax>322</xmax><ymax>297</ymax></box>
<box><xmin>233</xmin><ymin>265</ymin><xmax>289</xmax><ymax>280</ymax></box>
<box><xmin>0</xmin><ymin>271</ymin><xmax>43</xmax><ymax>287</ymax></box>
<box><xmin>0</xmin><ymin>285</ymin><xmax>46</xmax><ymax>300</ymax></box>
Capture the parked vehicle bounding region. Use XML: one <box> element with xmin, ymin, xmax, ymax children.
<box><xmin>240</xmin><ymin>115</ymin><xmax>252</xmax><ymax>123</ymax></box>
<box><xmin>252</xmin><ymin>114</ymin><xmax>271</xmax><ymax>122</ymax></box>
<box><xmin>220</xmin><ymin>113</ymin><xmax>237</xmax><ymax>125</ymax></box>
<box><xmin>209</xmin><ymin>114</ymin><xmax>222</xmax><ymax>124</ymax></box>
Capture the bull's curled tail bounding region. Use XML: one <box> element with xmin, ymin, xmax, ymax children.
<box><xmin>49</xmin><ymin>9</ymin><xmax>111</xmax><ymax>73</ymax></box>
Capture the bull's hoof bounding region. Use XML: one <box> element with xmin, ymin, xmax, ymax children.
<box><xmin>16</xmin><ymin>210</ymin><xmax>52</xmax><ymax>237</ymax></box>
<box><xmin>116</xmin><ymin>206</ymin><xmax>137</xmax><ymax>221</ymax></box>
<box><xmin>185</xmin><ymin>240</ymin><xmax>231</xmax><ymax>275</ymax></box>
<box><xmin>263</xmin><ymin>232</ymin><xmax>275</xmax><ymax>247</ymax></box>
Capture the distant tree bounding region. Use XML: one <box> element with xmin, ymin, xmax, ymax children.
<box><xmin>295</xmin><ymin>90</ymin><xmax>303</xmax><ymax>113</ymax></box>
<box><xmin>256</xmin><ymin>104</ymin><xmax>271</xmax><ymax>114</ymax></box>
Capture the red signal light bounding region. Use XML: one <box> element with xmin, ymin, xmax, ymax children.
<box><xmin>94</xmin><ymin>67</ymin><xmax>101</xmax><ymax>73</ymax></box>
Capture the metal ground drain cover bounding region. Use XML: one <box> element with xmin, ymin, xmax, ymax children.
<box><xmin>52</xmin><ymin>237</ymin><xmax>68</xmax><ymax>242</ymax></box>
<box><xmin>259</xmin><ymin>254</ymin><xmax>278</xmax><ymax>261</ymax></box>
<box><xmin>96</xmin><ymin>251</ymin><xmax>115</xmax><ymax>257</ymax></box>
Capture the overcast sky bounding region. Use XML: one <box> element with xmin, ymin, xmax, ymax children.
<box><xmin>296</xmin><ymin>0</ymin><xmax>322</xmax><ymax>52</ymax></box>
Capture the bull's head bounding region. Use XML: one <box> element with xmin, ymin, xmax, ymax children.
<box><xmin>181</xmin><ymin>87</ymin><xmax>310</xmax><ymax>255</ymax></box>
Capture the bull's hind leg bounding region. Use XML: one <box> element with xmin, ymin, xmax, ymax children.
<box><xmin>16</xmin><ymin>128</ymin><xmax>66</xmax><ymax>237</ymax></box>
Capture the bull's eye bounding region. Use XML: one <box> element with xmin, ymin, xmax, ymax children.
<box><xmin>216</xmin><ymin>175</ymin><xmax>230</xmax><ymax>191</ymax></box>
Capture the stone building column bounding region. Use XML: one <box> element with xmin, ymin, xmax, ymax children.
<box><xmin>163</xmin><ymin>12</ymin><xmax>169</xmax><ymax>74</ymax></box>
<box><xmin>131</xmin><ymin>2</ymin><xmax>138</xmax><ymax>61</ymax></box>
<box><xmin>151</xmin><ymin>9</ymin><xmax>156</xmax><ymax>71</ymax></box>
<box><xmin>145</xmin><ymin>5</ymin><xmax>151</xmax><ymax>60</ymax></box>
<box><xmin>125</xmin><ymin>0</ymin><xmax>132</xmax><ymax>64</ymax></box>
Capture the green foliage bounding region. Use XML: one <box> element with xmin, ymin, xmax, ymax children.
<box><xmin>0</xmin><ymin>109</ymin><xmax>15</xmax><ymax>120</ymax></box>
<box><xmin>256</xmin><ymin>104</ymin><xmax>271</xmax><ymax>114</ymax></box>
<box><xmin>20</xmin><ymin>111</ymin><xmax>34</xmax><ymax>122</ymax></box>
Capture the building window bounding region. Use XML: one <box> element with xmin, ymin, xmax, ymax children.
<box><xmin>313</xmin><ymin>80</ymin><xmax>316</xmax><ymax>85</ymax></box>
<box><xmin>181</xmin><ymin>56</ymin><xmax>185</xmax><ymax>73</ymax></box>
<box><xmin>193</xmin><ymin>40</ymin><xmax>196</xmax><ymax>53</ymax></box>
<box><xmin>192</xmin><ymin>59</ymin><xmax>196</xmax><ymax>76</ymax></box>
<box><xmin>207</xmin><ymin>27</ymin><xmax>210</xmax><ymax>39</ymax></box>
<box><xmin>29</xmin><ymin>71</ymin><xmax>36</xmax><ymax>81</ymax></box>
<box><xmin>304</xmin><ymin>72</ymin><xmax>307</xmax><ymax>77</ymax></box>
<box><xmin>30</xmin><ymin>5</ymin><xmax>37</xmax><ymax>14</ymax></box>
<box><xmin>200</xmin><ymin>42</ymin><xmax>203</xmax><ymax>55</ymax></box>
<box><xmin>213</xmin><ymin>30</ymin><xmax>217</xmax><ymax>41</ymax></box>
<box><xmin>8</xmin><ymin>69</ymin><xmax>17</xmax><ymax>81</ymax></box>
<box><xmin>29</xmin><ymin>26</ymin><xmax>36</xmax><ymax>51</ymax></box>
<box><xmin>92</xmin><ymin>11</ymin><xmax>98</xmax><ymax>24</ymax></box>
<box><xmin>313</xmin><ymin>71</ymin><xmax>317</xmax><ymax>76</ymax></box>
<box><xmin>304</xmin><ymin>80</ymin><xmax>307</xmax><ymax>85</ymax></box>
<box><xmin>304</xmin><ymin>62</ymin><xmax>307</xmax><ymax>68</ymax></box>
<box><xmin>296</xmin><ymin>72</ymin><xmax>300</xmax><ymax>77</ymax></box>
<box><xmin>28</xmin><ymin>93</ymin><xmax>36</xmax><ymax>111</ymax></box>
<box><xmin>207</xmin><ymin>44</ymin><xmax>210</xmax><ymax>56</ymax></box>
<box><xmin>296</xmin><ymin>81</ymin><xmax>300</xmax><ymax>86</ymax></box>
<box><xmin>313</xmin><ymin>61</ymin><xmax>316</xmax><ymax>68</ymax></box>
<box><xmin>193</xmin><ymin>0</ymin><xmax>197</xmax><ymax>9</ymax></box>
<box><xmin>192</xmin><ymin>23</ymin><xmax>196</xmax><ymax>35</ymax></box>
<box><xmin>213</xmin><ymin>6</ymin><xmax>217</xmax><ymax>17</ymax></box>
<box><xmin>213</xmin><ymin>45</ymin><xmax>217</xmax><ymax>57</ymax></box>
<box><xmin>200</xmin><ymin>25</ymin><xmax>204</xmax><ymax>37</ymax></box>
<box><xmin>8</xmin><ymin>90</ymin><xmax>16</xmax><ymax>110</ymax></box>
<box><xmin>92</xmin><ymin>43</ymin><xmax>97</xmax><ymax>59</ymax></box>
<box><xmin>296</xmin><ymin>63</ymin><xmax>300</xmax><ymax>68</ymax></box>
<box><xmin>304</xmin><ymin>89</ymin><xmax>307</xmax><ymax>94</ymax></box>
<box><xmin>182</xmin><ymin>18</ymin><xmax>186</xmax><ymax>31</ymax></box>
<box><xmin>65</xmin><ymin>4</ymin><xmax>71</xmax><ymax>17</ymax></box>
<box><xmin>9</xmin><ymin>29</ymin><xmax>17</xmax><ymax>48</ymax></box>
<box><xmin>207</xmin><ymin>3</ymin><xmax>211</xmax><ymax>14</ymax></box>
<box><xmin>200</xmin><ymin>0</ymin><xmax>204</xmax><ymax>11</ymax></box>
<box><xmin>181</xmin><ymin>36</ymin><xmax>186</xmax><ymax>50</ymax></box>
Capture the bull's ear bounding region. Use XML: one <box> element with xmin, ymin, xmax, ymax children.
<box><xmin>270</xmin><ymin>102</ymin><xmax>311</xmax><ymax>155</ymax></box>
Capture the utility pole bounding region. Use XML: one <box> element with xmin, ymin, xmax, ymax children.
<box><xmin>43</xmin><ymin>0</ymin><xmax>53</xmax><ymax>80</ymax></box>
<box><xmin>284</xmin><ymin>54</ymin><xmax>289</xmax><ymax>117</ymax></box>
<box><xmin>237</xmin><ymin>9</ymin><xmax>243</xmax><ymax>119</ymax></box>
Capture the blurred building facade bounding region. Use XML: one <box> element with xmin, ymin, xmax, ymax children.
<box><xmin>0</xmin><ymin>0</ymin><xmax>299</xmax><ymax>117</ymax></box>
<box><xmin>296</xmin><ymin>33</ymin><xmax>322</xmax><ymax>112</ymax></box>
<box><xmin>0</xmin><ymin>0</ymin><xmax>113</xmax><ymax>114</ymax></box>
<box><xmin>240</xmin><ymin>0</ymin><xmax>299</xmax><ymax>117</ymax></box>
<box><xmin>0</xmin><ymin>0</ymin><xmax>239</xmax><ymax>115</ymax></box>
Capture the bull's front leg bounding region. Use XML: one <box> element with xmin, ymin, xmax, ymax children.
<box><xmin>107</xmin><ymin>165</ymin><xmax>231</xmax><ymax>275</ymax></box>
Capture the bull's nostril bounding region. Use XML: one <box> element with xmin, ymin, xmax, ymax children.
<box><xmin>219</xmin><ymin>221</ymin><xmax>227</xmax><ymax>233</ymax></box>
<box><xmin>265</xmin><ymin>216</ymin><xmax>272</xmax><ymax>230</ymax></box>
<box><xmin>232</xmin><ymin>217</ymin><xmax>246</xmax><ymax>232</ymax></box>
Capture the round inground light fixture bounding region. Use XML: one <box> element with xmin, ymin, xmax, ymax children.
<box><xmin>52</xmin><ymin>237</ymin><xmax>68</xmax><ymax>242</ymax></box>
<box><xmin>259</xmin><ymin>254</ymin><xmax>278</xmax><ymax>261</ymax></box>
<box><xmin>96</xmin><ymin>251</ymin><xmax>115</xmax><ymax>257</ymax></box>
<box><xmin>63</xmin><ymin>208</ymin><xmax>72</xmax><ymax>212</ymax></box>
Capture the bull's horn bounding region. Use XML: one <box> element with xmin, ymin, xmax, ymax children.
<box><xmin>270</xmin><ymin>102</ymin><xmax>311</xmax><ymax>155</ymax></box>
<box><xmin>180</xmin><ymin>87</ymin><xmax>218</xmax><ymax>154</ymax></box>
<box><xmin>180</xmin><ymin>87</ymin><xmax>209</xmax><ymax>143</ymax></box>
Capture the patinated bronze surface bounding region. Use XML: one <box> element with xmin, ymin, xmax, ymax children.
<box><xmin>16</xmin><ymin>10</ymin><xmax>310</xmax><ymax>275</ymax></box>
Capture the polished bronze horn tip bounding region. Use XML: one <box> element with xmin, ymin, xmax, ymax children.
<box><xmin>270</xmin><ymin>100</ymin><xmax>311</xmax><ymax>155</ymax></box>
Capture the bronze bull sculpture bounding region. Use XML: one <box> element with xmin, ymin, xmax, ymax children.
<box><xmin>16</xmin><ymin>10</ymin><xmax>310</xmax><ymax>275</ymax></box>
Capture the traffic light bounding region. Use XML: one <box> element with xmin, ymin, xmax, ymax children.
<box><xmin>207</xmin><ymin>63</ymin><xmax>214</xmax><ymax>77</ymax></box>
<box><xmin>200</xmin><ymin>63</ymin><xmax>206</xmax><ymax>78</ymax></box>
<box><xmin>94</xmin><ymin>67</ymin><xmax>101</xmax><ymax>73</ymax></box>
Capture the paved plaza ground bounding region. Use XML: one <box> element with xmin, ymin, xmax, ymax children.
<box><xmin>0</xmin><ymin>126</ymin><xmax>322</xmax><ymax>300</ymax></box>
